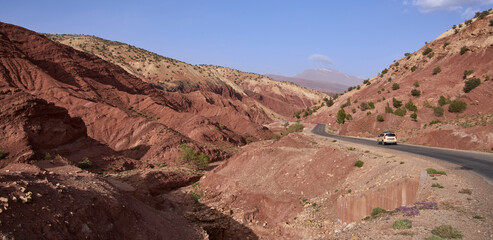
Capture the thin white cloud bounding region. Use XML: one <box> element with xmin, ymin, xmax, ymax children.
<box><xmin>308</xmin><ymin>54</ymin><xmax>333</xmax><ymax>65</ymax></box>
<box><xmin>461</xmin><ymin>7</ymin><xmax>480</xmax><ymax>18</ymax></box>
<box><xmin>410</xmin><ymin>0</ymin><xmax>493</xmax><ymax>14</ymax></box>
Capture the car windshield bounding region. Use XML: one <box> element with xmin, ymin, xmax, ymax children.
<box><xmin>386</xmin><ymin>134</ymin><xmax>396</xmax><ymax>137</ymax></box>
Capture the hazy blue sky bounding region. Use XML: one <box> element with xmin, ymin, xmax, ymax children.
<box><xmin>1</xmin><ymin>0</ymin><xmax>493</xmax><ymax>79</ymax></box>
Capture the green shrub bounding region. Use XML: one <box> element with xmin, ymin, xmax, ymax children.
<box><xmin>179</xmin><ymin>144</ymin><xmax>209</xmax><ymax>169</ymax></box>
<box><xmin>438</xmin><ymin>96</ymin><xmax>449</xmax><ymax>106</ymax></box>
<box><xmin>385</xmin><ymin>103</ymin><xmax>393</xmax><ymax>113</ymax></box>
<box><xmin>427</xmin><ymin>168</ymin><xmax>446</xmax><ymax>175</ymax></box>
<box><xmin>427</xmin><ymin>52</ymin><xmax>435</xmax><ymax>58</ymax></box>
<box><xmin>354</xmin><ymin>160</ymin><xmax>364</xmax><ymax>168</ymax></box>
<box><xmin>360</xmin><ymin>102</ymin><xmax>370</xmax><ymax>111</ymax></box>
<box><xmin>423</xmin><ymin>47</ymin><xmax>433</xmax><ymax>55</ymax></box>
<box><xmin>430</xmin><ymin>120</ymin><xmax>441</xmax><ymax>125</ymax></box>
<box><xmin>272</xmin><ymin>134</ymin><xmax>281</xmax><ymax>141</ymax></box>
<box><xmin>458</xmin><ymin>188</ymin><xmax>472</xmax><ymax>195</ymax></box>
<box><xmin>381</xmin><ymin>68</ymin><xmax>388</xmax><ymax>75</ymax></box>
<box><xmin>363</xmin><ymin>79</ymin><xmax>371</xmax><ymax>85</ymax></box>
<box><xmin>463</xmin><ymin>78</ymin><xmax>480</xmax><ymax>93</ymax></box>
<box><xmin>411</xmin><ymin>89</ymin><xmax>421</xmax><ymax>96</ymax></box>
<box><xmin>448</xmin><ymin>100</ymin><xmax>467</xmax><ymax>113</ymax></box>
<box><xmin>376</xmin><ymin>115</ymin><xmax>384</xmax><ymax>122</ymax></box>
<box><xmin>371</xmin><ymin>207</ymin><xmax>387</xmax><ymax>217</ymax></box>
<box><xmin>413</xmin><ymin>81</ymin><xmax>420</xmax><ymax>87</ymax></box>
<box><xmin>405</xmin><ymin>99</ymin><xmax>417</xmax><ymax>111</ymax></box>
<box><xmin>431</xmin><ymin>225</ymin><xmax>462</xmax><ymax>239</ymax></box>
<box><xmin>410</xmin><ymin>112</ymin><xmax>417</xmax><ymax>121</ymax></box>
<box><xmin>432</xmin><ymin>183</ymin><xmax>444</xmax><ymax>188</ymax></box>
<box><xmin>443</xmin><ymin>42</ymin><xmax>450</xmax><ymax>48</ymax></box>
<box><xmin>392</xmin><ymin>83</ymin><xmax>400</xmax><ymax>90</ymax></box>
<box><xmin>394</xmin><ymin>108</ymin><xmax>407</xmax><ymax>117</ymax></box>
<box><xmin>368</xmin><ymin>101</ymin><xmax>375</xmax><ymax>109</ymax></box>
<box><xmin>392</xmin><ymin>98</ymin><xmax>402</xmax><ymax>108</ymax></box>
<box><xmin>77</xmin><ymin>157</ymin><xmax>92</xmax><ymax>169</ymax></box>
<box><xmin>460</xmin><ymin>46</ymin><xmax>468</xmax><ymax>55</ymax></box>
<box><xmin>473</xmin><ymin>215</ymin><xmax>483</xmax><ymax>219</ymax></box>
<box><xmin>293</xmin><ymin>111</ymin><xmax>301</xmax><ymax>119</ymax></box>
<box><xmin>337</xmin><ymin>109</ymin><xmax>347</xmax><ymax>124</ymax></box>
<box><xmin>433</xmin><ymin>106</ymin><xmax>444</xmax><ymax>117</ymax></box>
<box><xmin>433</xmin><ymin>66</ymin><xmax>441</xmax><ymax>75</ymax></box>
<box><xmin>463</xmin><ymin>69</ymin><xmax>474</xmax><ymax>79</ymax></box>
<box><xmin>393</xmin><ymin>219</ymin><xmax>412</xmax><ymax>229</ymax></box>
<box><xmin>411</xmin><ymin>65</ymin><xmax>418</xmax><ymax>72</ymax></box>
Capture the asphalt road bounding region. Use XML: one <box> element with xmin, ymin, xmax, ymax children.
<box><xmin>312</xmin><ymin>123</ymin><xmax>493</xmax><ymax>183</ymax></box>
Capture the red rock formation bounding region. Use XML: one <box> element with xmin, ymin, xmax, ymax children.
<box><xmin>336</xmin><ymin>177</ymin><xmax>420</xmax><ymax>223</ymax></box>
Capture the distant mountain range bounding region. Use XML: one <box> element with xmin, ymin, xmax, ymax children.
<box><xmin>267</xmin><ymin>68</ymin><xmax>363</xmax><ymax>94</ymax></box>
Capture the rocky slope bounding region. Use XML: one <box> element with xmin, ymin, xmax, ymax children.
<box><xmin>308</xmin><ymin>11</ymin><xmax>493</xmax><ymax>151</ymax></box>
<box><xmin>45</xmin><ymin>34</ymin><xmax>326</xmax><ymax>119</ymax></box>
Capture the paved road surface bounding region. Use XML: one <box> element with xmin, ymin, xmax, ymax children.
<box><xmin>312</xmin><ymin>123</ymin><xmax>493</xmax><ymax>183</ymax></box>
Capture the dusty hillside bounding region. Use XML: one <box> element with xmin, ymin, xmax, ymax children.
<box><xmin>46</xmin><ymin>34</ymin><xmax>326</xmax><ymax>119</ymax></box>
<box><xmin>308</xmin><ymin>11</ymin><xmax>493</xmax><ymax>151</ymax></box>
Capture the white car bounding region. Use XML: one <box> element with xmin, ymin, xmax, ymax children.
<box><xmin>377</xmin><ymin>132</ymin><xmax>397</xmax><ymax>145</ymax></box>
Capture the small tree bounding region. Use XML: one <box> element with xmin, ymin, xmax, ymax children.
<box><xmin>463</xmin><ymin>78</ymin><xmax>480</xmax><ymax>93</ymax></box>
<box><xmin>394</xmin><ymin>108</ymin><xmax>407</xmax><ymax>117</ymax></box>
<box><xmin>376</xmin><ymin>115</ymin><xmax>384</xmax><ymax>122</ymax></box>
<box><xmin>392</xmin><ymin>83</ymin><xmax>400</xmax><ymax>90</ymax></box>
<box><xmin>422</xmin><ymin>47</ymin><xmax>433</xmax><ymax>55</ymax></box>
<box><xmin>411</xmin><ymin>65</ymin><xmax>418</xmax><ymax>72</ymax></box>
<box><xmin>448</xmin><ymin>100</ymin><xmax>467</xmax><ymax>113</ymax></box>
<box><xmin>337</xmin><ymin>109</ymin><xmax>347</xmax><ymax>124</ymax></box>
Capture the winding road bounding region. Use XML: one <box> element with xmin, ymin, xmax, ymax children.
<box><xmin>312</xmin><ymin>123</ymin><xmax>493</xmax><ymax>183</ymax></box>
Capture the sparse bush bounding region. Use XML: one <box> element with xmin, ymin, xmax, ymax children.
<box><xmin>473</xmin><ymin>215</ymin><xmax>483</xmax><ymax>219</ymax></box>
<box><xmin>337</xmin><ymin>109</ymin><xmax>347</xmax><ymax>124</ymax></box>
<box><xmin>393</xmin><ymin>219</ymin><xmax>412</xmax><ymax>229</ymax></box>
<box><xmin>371</xmin><ymin>207</ymin><xmax>387</xmax><ymax>217</ymax></box>
<box><xmin>460</xmin><ymin>46</ymin><xmax>468</xmax><ymax>55</ymax></box>
<box><xmin>458</xmin><ymin>188</ymin><xmax>472</xmax><ymax>195</ymax></box>
<box><xmin>431</xmin><ymin>225</ymin><xmax>462</xmax><ymax>239</ymax></box>
<box><xmin>411</xmin><ymin>65</ymin><xmax>418</xmax><ymax>72</ymax></box>
<box><xmin>363</xmin><ymin>79</ymin><xmax>371</xmax><ymax>85</ymax></box>
<box><xmin>433</xmin><ymin>66</ymin><xmax>441</xmax><ymax>75</ymax></box>
<box><xmin>376</xmin><ymin>115</ymin><xmax>385</xmax><ymax>122</ymax></box>
<box><xmin>179</xmin><ymin>144</ymin><xmax>209</xmax><ymax>169</ymax></box>
<box><xmin>427</xmin><ymin>168</ymin><xmax>446</xmax><ymax>175</ymax></box>
<box><xmin>443</xmin><ymin>42</ymin><xmax>450</xmax><ymax>48</ymax></box>
<box><xmin>385</xmin><ymin>103</ymin><xmax>394</xmax><ymax>113</ymax></box>
<box><xmin>0</xmin><ymin>150</ymin><xmax>6</xmax><ymax>159</ymax></box>
<box><xmin>463</xmin><ymin>78</ymin><xmax>480</xmax><ymax>93</ymax></box>
<box><xmin>354</xmin><ymin>160</ymin><xmax>364</xmax><ymax>168</ymax></box>
<box><xmin>77</xmin><ymin>157</ymin><xmax>92</xmax><ymax>169</ymax></box>
<box><xmin>368</xmin><ymin>101</ymin><xmax>375</xmax><ymax>109</ymax></box>
<box><xmin>345</xmin><ymin>113</ymin><xmax>353</xmax><ymax>120</ymax></box>
<box><xmin>430</xmin><ymin>120</ymin><xmax>442</xmax><ymax>125</ymax></box>
<box><xmin>423</xmin><ymin>47</ymin><xmax>433</xmax><ymax>55</ymax></box>
<box><xmin>413</xmin><ymin>81</ymin><xmax>420</xmax><ymax>87</ymax></box>
<box><xmin>272</xmin><ymin>134</ymin><xmax>281</xmax><ymax>141</ymax></box>
<box><xmin>463</xmin><ymin>69</ymin><xmax>474</xmax><ymax>79</ymax></box>
<box><xmin>433</xmin><ymin>106</ymin><xmax>444</xmax><ymax>117</ymax></box>
<box><xmin>393</xmin><ymin>98</ymin><xmax>402</xmax><ymax>108</ymax></box>
<box><xmin>360</xmin><ymin>102</ymin><xmax>370</xmax><ymax>111</ymax></box>
<box><xmin>341</xmin><ymin>98</ymin><xmax>351</xmax><ymax>108</ymax></box>
<box><xmin>284</xmin><ymin>123</ymin><xmax>304</xmax><ymax>135</ymax></box>
<box><xmin>411</xmin><ymin>89</ymin><xmax>421</xmax><ymax>96</ymax></box>
<box><xmin>394</xmin><ymin>108</ymin><xmax>407</xmax><ymax>117</ymax></box>
<box><xmin>448</xmin><ymin>100</ymin><xmax>467</xmax><ymax>113</ymax></box>
<box><xmin>293</xmin><ymin>111</ymin><xmax>301</xmax><ymax>119</ymax></box>
<box><xmin>392</xmin><ymin>83</ymin><xmax>400</xmax><ymax>90</ymax></box>
<box><xmin>381</xmin><ymin>68</ymin><xmax>388</xmax><ymax>75</ymax></box>
<box><xmin>432</xmin><ymin>183</ymin><xmax>444</xmax><ymax>188</ymax></box>
<box><xmin>405</xmin><ymin>99</ymin><xmax>417</xmax><ymax>111</ymax></box>
<box><xmin>438</xmin><ymin>96</ymin><xmax>449</xmax><ymax>106</ymax></box>
<box><xmin>44</xmin><ymin>152</ymin><xmax>52</xmax><ymax>160</ymax></box>
<box><xmin>427</xmin><ymin>52</ymin><xmax>435</xmax><ymax>58</ymax></box>
<box><xmin>189</xmin><ymin>182</ymin><xmax>203</xmax><ymax>203</ymax></box>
